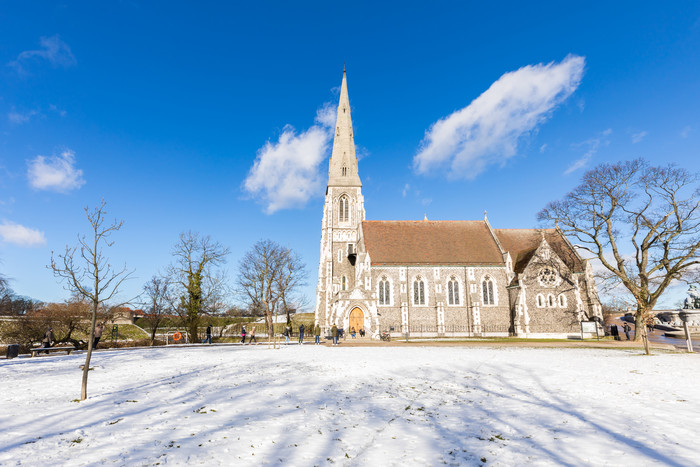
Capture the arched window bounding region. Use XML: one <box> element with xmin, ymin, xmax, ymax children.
<box><xmin>339</xmin><ymin>195</ymin><xmax>349</xmax><ymax>223</ymax></box>
<box><xmin>558</xmin><ymin>294</ymin><xmax>567</xmax><ymax>308</ymax></box>
<box><xmin>482</xmin><ymin>275</ymin><xmax>495</xmax><ymax>305</ymax></box>
<box><xmin>342</xmin><ymin>166</ymin><xmax>347</xmax><ymax>176</ymax></box>
<box><xmin>413</xmin><ymin>276</ymin><xmax>425</xmax><ymax>305</ymax></box>
<box><xmin>341</xmin><ymin>275</ymin><xmax>347</xmax><ymax>291</ymax></box>
<box><xmin>447</xmin><ymin>276</ymin><xmax>460</xmax><ymax>305</ymax></box>
<box><xmin>547</xmin><ymin>294</ymin><xmax>555</xmax><ymax>307</ymax></box>
<box><xmin>536</xmin><ymin>294</ymin><xmax>545</xmax><ymax>308</ymax></box>
<box><xmin>378</xmin><ymin>276</ymin><xmax>390</xmax><ymax>305</ymax></box>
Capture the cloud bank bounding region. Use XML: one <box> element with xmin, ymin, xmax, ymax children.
<box><xmin>27</xmin><ymin>149</ymin><xmax>85</xmax><ymax>192</ymax></box>
<box><xmin>414</xmin><ymin>55</ymin><xmax>585</xmax><ymax>179</ymax></box>
<box><xmin>0</xmin><ymin>221</ymin><xmax>46</xmax><ymax>247</ymax></box>
<box><xmin>244</xmin><ymin>106</ymin><xmax>334</xmax><ymax>213</ymax></box>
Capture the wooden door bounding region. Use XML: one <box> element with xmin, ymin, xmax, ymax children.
<box><xmin>349</xmin><ymin>307</ymin><xmax>364</xmax><ymax>333</ymax></box>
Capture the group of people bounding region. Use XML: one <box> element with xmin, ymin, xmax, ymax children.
<box><xmin>609</xmin><ymin>323</ymin><xmax>632</xmax><ymax>340</ymax></box>
<box><xmin>281</xmin><ymin>324</ymin><xmax>323</xmax><ymax>345</ymax></box>
<box><xmin>349</xmin><ymin>327</ymin><xmax>365</xmax><ymax>338</ymax></box>
<box><xmin>39</xmin><ymin>321</ymin><xmax>106</xmax><ymax>354</ymax></box>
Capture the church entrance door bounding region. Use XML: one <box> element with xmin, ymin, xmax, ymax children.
<box><xmin>349</xmin><ymin>307</ymin><xmax>365</xmax><ymax>334</ymax></box>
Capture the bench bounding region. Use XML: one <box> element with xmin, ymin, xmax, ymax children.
<box><xmin>30</xmin><ymin>346</ymin><xmax>75</xmax><ymax>357</ymax></box>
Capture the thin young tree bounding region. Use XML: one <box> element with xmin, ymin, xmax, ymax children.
<box><xmin>538</xmin><ymin>159</ymin><xmax>700</xmax><ymax>354</ymax></box>
<box><xmin>142</xmin><ymin>275</ymin><xmax>171</xmax><ymax>345</ymax></box>
<box><xmin>50</xmin><ymin>200</ymin><xmax>132</xmax><ymax>400</ymax></box>
<box><xmin>169</xmin><ymin>232</ymin><xmax>229</xmax><ymax>342</ymax></box>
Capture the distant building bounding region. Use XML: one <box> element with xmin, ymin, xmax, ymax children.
<box><xmin>314</xmin><ymin>70</ymin><xmax>603</xmax><ymax>338</ymax></box>
<box><xmin>111</xmin><ymin>307</ymin><xmax>144</xmax><ymax>325</ymax></box>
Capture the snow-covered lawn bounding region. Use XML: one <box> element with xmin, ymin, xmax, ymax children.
<box><xmin>1</xmin><ymin>345</ymin><xmax>698</xmax><ymax>466</ymax></box>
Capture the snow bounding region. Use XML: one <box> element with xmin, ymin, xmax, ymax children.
<box><xmin>1</xmin><ymin>345</ymin><xmax>698</xmax><ymax>466</ymax></box>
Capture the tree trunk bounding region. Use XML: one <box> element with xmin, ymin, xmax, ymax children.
<box><xmin>80</xmin><ymin>302</ymin><xmax>98</xmax><ymax>400</ymax></box>
<box><xmin>635</xmin><ymin>307</ymin><xmax>651</xmax><ymax>355</ymax></box>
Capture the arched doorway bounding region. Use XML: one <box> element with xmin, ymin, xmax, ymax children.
<box><xmin>348</xmin><ymin>307</ymin><xmax>364</xmax><ymax>334</ymax></box>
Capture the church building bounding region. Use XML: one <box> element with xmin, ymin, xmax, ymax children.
<box><xmin>314</xmin><ymin>70</ymin><xmax>603</xmax><ymax>338</ymax></box>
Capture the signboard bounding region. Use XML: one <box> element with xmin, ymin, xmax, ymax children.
<box><xmin>580</xmin><ymin>321</ymin><xmax>599</xmax><ymax>340</ymax></box>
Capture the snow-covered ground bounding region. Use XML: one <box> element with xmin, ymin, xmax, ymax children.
<box><xmin>1</xmin><ymin>345</ymin><xmax>698</xmax><ymax>466</ymax></box>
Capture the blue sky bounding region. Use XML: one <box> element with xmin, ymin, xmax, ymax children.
<box><xmin>1</xmin><ymin>1</ymin><xmax>699</xmax><ymax>307</ymax></box>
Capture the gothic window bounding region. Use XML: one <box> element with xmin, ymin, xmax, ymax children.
<box><xmin>339</xmin><ymin>195</ymin><xmax>349</xmax><ymax>222</ymax></box>
<box><xmin>558</xmin><ymin>294</ymin><xmax>567</xmax><ymax>308</ymax></box>
<box><xmin>538</xmin><ymin>267</ymin><xmax>558</xmax><ymax>286</ymax></box>
<box><xmin>341</xmin><ymin>275</ymin><xmax>347</xmax><ymax>291</ymax></box>
<box><xmin>482</xmin><ymin>275</ymin><xmax>495</xmax><ymax>305</ymax></box>
<box><xmin>413</xmin><ymin>276</ymin><xmax>426</xmax><ymax>305</ymax></box>
<box><xmin>536</xmin><ymin>294</ymin><xmax>545</xmax><ymax>308</ymax></box>
<box><xmin>342</xmin><ymin>166</ymin><xmax>347</xmax><ymax>176</ymax></box>
<box><xmin>547</xmin><ymin>294</ymin><xmax>555</xmax><ymax>307</ymax></box>
<box><xmin>378</xmin><ymin>276</ymin><xmax>390</xmax><ymax>305</ymax></box>
<box><xmin>447</xmin><ymin>276</ymin><xmax>460</xmax><ymax>305</ymax></box>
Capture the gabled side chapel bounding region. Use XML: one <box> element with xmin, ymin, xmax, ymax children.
<box><xmin>314</xmin><ymin>70</ymin><xmax>603</xmax><ymax>338</ymax></box>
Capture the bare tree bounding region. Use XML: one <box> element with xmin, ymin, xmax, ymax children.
<box><xmin>50</xmin><ymin>200</ymin><xmax>133</xmax><ymax>400</ymax></box>
<box><xmin>142</xmin><ymin>275</ymin><xmax>171</xmax><ymax>345</ymax></box>
<box><xmin>169</xmin><ymin>232</ymin><xmax>229</xmax><ymax>342</ymax></box>
<box><xmin>276</xmin><ymin>249</ymin><xmax>308</xmax><ymax>326</ymax></box>
<box><xmin>237</xmin><ymin>240</ymin><xmax>307</xmax><ymax>339</ymax></box>
<box><xmin>538</xmin><ymin>159</ymin><xmax>700</xmax><ymax>354</ymax></box>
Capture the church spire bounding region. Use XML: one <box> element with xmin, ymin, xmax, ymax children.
<box><xmin>328</xmin><ymin>68</ymin><xmax>361</xmax><ymax>187</ymax></box>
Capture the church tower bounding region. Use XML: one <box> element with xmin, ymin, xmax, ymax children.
<box><xmin>314</xmin><ymin>69</ymin><xmax>366</xmax><ymax>332</ymax></box>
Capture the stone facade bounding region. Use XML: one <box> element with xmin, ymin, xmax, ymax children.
<box><xmin>313</xmin><ymin>71</ymin><xmax>603</xmax><ymax>338</ymax></box>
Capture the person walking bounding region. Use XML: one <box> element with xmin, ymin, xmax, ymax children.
<box><xmin>331</xmin><ymin>324</ymin><xmax>338</xmax><ymax>346</ymax></box>
<box><xmin>314</xmin><ymin>324</ymin><xmax>321</xmax><ymax>345</ymax></box>
<box><xmin>93</xmin><ymin>322</ymin><xmax>105</xmax><ymax>349</ymax></box>
<box><xmin>283</xmin><ymin>326</ymin><xmax>290</xmax><ymax>345</ymax></box>
<box><xmin>623</xmin><ymin>323</ymin><xmax>632</xmax><ymax>341</ymax></box>
<box><xmin>241</xmin><ymin>325</ymin><xmax>247</xmax><ymax>344</ymax></box>
<box><xmin>298</xmin><ymin>324</ymin><xmax>305</xmax><ymax>344</ymax></box>
<box><xmin>42</xmin><ymin>327</ymin><xmax>54</xmax><ymax>354</ymax></box>
<box><xmin>203</xmin><ymin>324</ymin><xmax>212</xmax><ymax>344</ymax></box>
<box><xmin>248</xmin><ymin>326</ymin><xmax>257</xmax><ymax>345</ymax></box>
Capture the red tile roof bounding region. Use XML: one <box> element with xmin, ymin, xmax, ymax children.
<box><xmin>494</xmin><ymin>229</ymin><xmax>583</xmax><ymax>274</ymax></box>
<box><xmin>362</xmin><ymin>220</ymin><xmax>504</xmax><ymax>265</ymax></box>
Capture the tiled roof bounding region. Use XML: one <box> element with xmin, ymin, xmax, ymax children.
<box><xmin>494</xmin><ymin>229</ymin><xmax>583</xmax><ymax>274</ymax></box>
<box><xmin>362</xmin><ymin>220</ymin><xmax>504</xmax><ymax>265</ymax></box>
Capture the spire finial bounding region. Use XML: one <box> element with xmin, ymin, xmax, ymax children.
<box><xmin>424</xmin><ymin>213</ymin><xmax>428</xmax><ymax>221</ymax></box>
<box><xmin>343</xmin><ymin>63</ymin><xmax>346</xmax><ymax>73</ymax></box>
<box><xmin>484</xmin><ymin>210</ymin><xmax>488</xmax><ymax>221</ymax></box>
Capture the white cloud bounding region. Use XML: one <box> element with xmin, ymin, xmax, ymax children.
<box><xmin>680</xmin><ymin>125</ymin><xmax>692</xmax><ymax>138</ymax></box>
<box><xmin>244</xmin><ymin>106</ymin><xmax>334</xmax><ymax>213</ymax></box>
<box><xmin>564</xmin><ymin>130</ymin><xmax>611</xmax><ymax>175</ymax></box>
<box><xmin>539</xmin><ymin>143</ymin><xmax>548</xmax><ymax>154</ymax></box>
<box><xmin>402</xmin><ymin>183</ymin><xmax>410</xmax><ymax>197</ymax></box>
<box><xmin>27</xmin><ymin>149</ymin><xmax>85</xmax><ymax>192</ymax></box>
<box><xmin>9</xmin><ymin>35</ymin><xmax>76</xmax><ymax>74</ymax></box>
<box><xmin>414</xmin><ymin>55</ymin><xmax>585</xmax><ymax>179</ymax></box>
<box><xmin>8</xmin><ymin>109</ymin><xmax>38</xmax><ymax>124</ymax></box>
<box><xmin>631</xmin><ymin>131</ymin><xmax>647</xmax><ymax>143</ymax></box>
<box><xmin>49</xmin><ymin>104</ymin><xmax>67</xmax><ymax>117</ymax></box>
<box><xmin>0</xmin><ymin>221</ymin><xmax>46</xmax><ymax>247</ymax></box>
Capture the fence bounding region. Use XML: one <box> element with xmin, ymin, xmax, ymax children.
<box><xmin>378</xmin><ymin>323</ymin><xmax>584</xmax><ymax>338</ymax></box>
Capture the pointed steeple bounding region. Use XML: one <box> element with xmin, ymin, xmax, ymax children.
<box><xmin>328</xmin><ymin>68</ymin><xmax>361</xmax><ymax>187</ymax></box>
